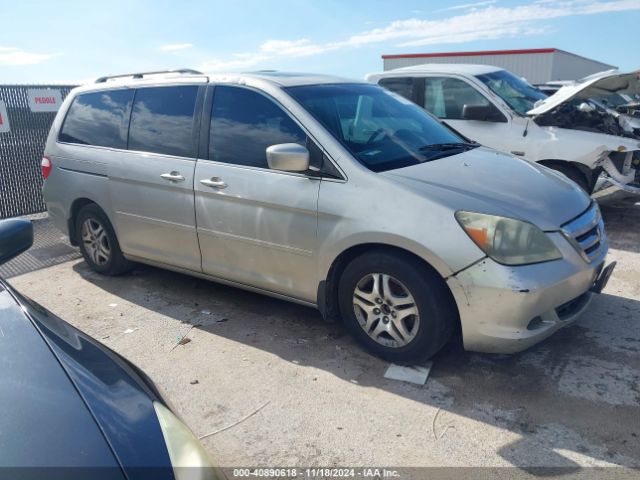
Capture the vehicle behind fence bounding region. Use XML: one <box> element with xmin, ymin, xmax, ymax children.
<box><xmin>0</xmin><ymin>85</ymin><xmax>76</xmax><ymax>219</ymax></box>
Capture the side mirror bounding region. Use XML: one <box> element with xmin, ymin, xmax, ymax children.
<box><xmin>462</xmin><ymin>104</ymin><xmax>506</xmax><ymax>122</ymax></box>
<box><xmin>266</xmin><ymin>144</ymin><xmax>310</xmax><ymax>172</ymax></box>
<box><xmin>0</xmin><ymin>219</ymin><xmax>34</xmax><ymax>265</ymax></box>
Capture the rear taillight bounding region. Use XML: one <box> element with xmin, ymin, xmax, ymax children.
<box><xmin>41</xmin><ymin>156</ymin><xmax>52</xmax><ymax>179</ymax></box>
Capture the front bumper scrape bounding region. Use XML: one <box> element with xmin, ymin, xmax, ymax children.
<box><xmin>446</xmin><ymin>234</ymin><xmax>607</xmax><ymax>354</ymax></box>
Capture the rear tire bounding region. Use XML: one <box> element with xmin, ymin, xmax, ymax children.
<box><xmin>76</xmin><ymin>204</ymin><xmax>132</xmax><ymax>276</ymax></box>
<box><xmin>337</xmin><ymin>251</ymin><xmax>456</xmax><ymax>362</ymax></box>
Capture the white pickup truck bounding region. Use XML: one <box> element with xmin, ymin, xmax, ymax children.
<box><xmin>367</xmin><ymin>64</ymin><xmax>640</xmax><ymax>194</ymax></box>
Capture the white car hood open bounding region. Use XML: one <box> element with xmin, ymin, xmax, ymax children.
<box><xmin>527</xmin><ymin>69</ymin><xmax>640</xmax><ymax>116</ymax></box>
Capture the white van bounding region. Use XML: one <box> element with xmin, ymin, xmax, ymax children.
<box><xmin>367</xmin><ymin>64</ymin><xmax>640</xmax><ymax>194</ymax></box>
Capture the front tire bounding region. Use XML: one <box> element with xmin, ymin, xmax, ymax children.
<box><xmin>76</xmin><ymin>204</ymin><xmax>132</xmax><ymax>276</ymax></box>
<box><xmin>337</xmin><ymin>251</ymin><xmax>456</xmax><ymax>362</ymax></box>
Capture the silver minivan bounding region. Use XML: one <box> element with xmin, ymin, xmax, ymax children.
<box><xmin>42</xmin><ymin>70</ymin><xmax>615</xmax><ymax>361</ymax></box>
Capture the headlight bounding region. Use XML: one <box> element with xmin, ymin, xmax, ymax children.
<box><xmin>154</xmin><ymin>401</ymin><xmax>221</xmax><ymax>480</ymax></box>
<box><xmin>455</xmin><ymin>211</ymin><xmax>562</xmax><ymax>265</ymax></box>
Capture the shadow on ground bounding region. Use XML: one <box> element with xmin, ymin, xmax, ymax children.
<box><xmin>598</xmin><ymin>195</ymin><xmax>640</xmax><ymax>254</ymax></box>
<box><xmin>72</xmin><ymin>259</ymin><xmax>640</xmax><ymax>472</ymax></box>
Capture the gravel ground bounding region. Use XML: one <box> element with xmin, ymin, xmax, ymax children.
<box><xmin>6</xmin><ymin>195</ymin><xmax>640</xmax><ymax>479</ymax></box>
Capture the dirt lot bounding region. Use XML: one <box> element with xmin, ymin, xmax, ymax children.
<box><xmin>6</xmin><ymin>194</ymin><xmax>640</xmax><ymax>477</ymax></box>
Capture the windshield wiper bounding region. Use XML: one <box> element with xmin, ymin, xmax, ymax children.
<box><xmin>417</xmin><ymin>142</ymin><xmax>479</xmax><ymax>162</ymax></box>
<box><xmin>419</xmin><ymin>142</ymin><xmax>478</xmax><ymax>151</ymax></box>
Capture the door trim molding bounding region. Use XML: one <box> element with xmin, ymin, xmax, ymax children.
<box><xmin>115</xmin><ymin>211</ymin><xmax>196</xmax><ymax>232</ymax></box>
<box><xmin>197</xmin><ymin>226</ymin><xmax>313</xmax><ymax>256</ymax></box>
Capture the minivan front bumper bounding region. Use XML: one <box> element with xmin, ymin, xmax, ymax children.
<box><xmin>447</xmin><ymin>231</ymin><xmax>610</xmax><ymax>354</ymax></box>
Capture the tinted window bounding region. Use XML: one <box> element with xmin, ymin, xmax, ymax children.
<box><xmin>286</xmin><ymin>83</ymin><xmax>472</xmax><ymax>173</ymax></box>
<box><xmin>424</xmin><ymin>77</ymin><xmax>490</xmax><ymax>120</ymax></box>
<box><xmin>128</xmin><ymin>86</ymin><xmax>199</xmax><ymax>157</ymax></box>
<box><xmin>210</xmin><ymin>86</ymin><xmax>305</xmax><ymax>168</ymax></box>
<box><xmin>59</xmin><ymin>89</ymin><xmax>133</xmax><ymax>148</ymax></box>
<box><xmin>379</xmin><ymin>77</ymin><xmax>416</xmax><ymax>102</ymax></box>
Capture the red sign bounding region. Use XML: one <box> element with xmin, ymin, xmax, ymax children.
<box><xmin>28</xmin><ymin>89</ymin><xmax>62</xmax><ymax>112</ymax></box>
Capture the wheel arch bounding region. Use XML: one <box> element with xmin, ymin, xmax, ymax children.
<box><xmin>318</xmin><ymin>243</ymin><xmax>460</xmax><ymax>329</ymax></box>
<box><xmin>538</xmin><ymin>159</ymin><xmax>596</xmax><ymax>191</ymax></box>
<box><xmin>68</xmin><ymin>198</ymin><xmax>107</xmax><ymax>246</ymax></box>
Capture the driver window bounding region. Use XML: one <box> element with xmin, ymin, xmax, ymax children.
<box><xmin>210</xmin><ymin>86</ymin><xmax>306</xmax><ymax>168</ymax></box>
<box><xmin>424</xmin><ymin>77</ymin><xmax>490</xmax><ymax>120</ymax></box>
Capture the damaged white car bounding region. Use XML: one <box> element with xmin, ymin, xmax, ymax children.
<box><xmin>537</xmin><ymin>69</ymin><xmax>640</xmax><ymax>139</ymax></box>
<box><xmin>367</xmin><ymin>64</ymin><xmax>640</xmax><ymax>194</ymax></box>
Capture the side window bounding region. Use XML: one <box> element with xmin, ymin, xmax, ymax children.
<box><xmin>59</xmin><ymin>89</ymin><xmax>133</xmax><ymax>148</ymax></box>
<box><xmin>210</xmin><ymin>86</ymin><xmax>306</xmax><ymax>168</ymax></box>
<box><xmin>128</xmin><ymin>86</ymin><xmax>199</xmax><ymax>158</ymax></box>
<box><xmin>378</xmin><ymin>77</ymin><xmax>416</xmax><ymax>102</ymax></box>
<box><xmin>424</xmin><ymin>77</ymin><xmax>490</xmax><ymax>120</ymax></box>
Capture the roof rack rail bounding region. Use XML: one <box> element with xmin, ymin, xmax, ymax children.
<box><xmin>95</xmin><ymin>68</ymin><xmax>204</xmax><ymax>83</ymax></box>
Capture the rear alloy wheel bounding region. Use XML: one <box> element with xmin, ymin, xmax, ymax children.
<box><xmin>338</xmin><ymin>251</ymin><xmax>456</xmax><ymax>362</ymax></box>
<box><xmin>81</xmin><ymin>218</ymin><xmax>111</xmax><ymax>267</ymax></box>
<box><xmin>76</xmin><ymin>204</ymin><xmax>132</xmax><ymax>276</ymax></box>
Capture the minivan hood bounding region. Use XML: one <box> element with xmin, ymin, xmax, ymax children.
<box><xmin>528</xmin><ymin>69</ymin><xmax>640</xmax><ymax>116</ymax></box>
<box><xmin>383</xmin><ymin>147</ymin><xmax>590</xmax><ymax>231</ymax></box>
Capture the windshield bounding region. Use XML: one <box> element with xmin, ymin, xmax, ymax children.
<box><xmin>476</xmin><ymin>70</ymin><xmax>547</xmax><ymax>115</ymax></box>
<box><xmin>285</xmin><ymin>83</ymin><xmax>474</xmax><ymax>172</ymax></box>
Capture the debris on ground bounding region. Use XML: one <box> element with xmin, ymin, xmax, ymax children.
<box><xmin>108</xmin><ymin>303</ymin><xmax>118</xmax><ymax>307</ymax></box>
<box><xmin>170</xmin><ymin>324</ymin><xmax>196</xmax><ymax>351</ymax></box>
<box><xmin>123</xmin><ymin>328</ymin><xmax>138</xmax><ymax>334</ymax></box>
<box><xmin>384</xmin><ymin>362</ymin><xmax>433</xmax><ymax>385</ymax></box>
<box><xmin>199</xmin><ymin>400</ymin><xmax>271</xmax><ymax>440</ymax></box>
<box><xmin>190</xmin><ymin>379</ymin><xmax>199</xmax><ymax>385</ymax></box>
<box><xmin>432</xmin><ymin>407</ymin><xmax>456</xmax><ymax>440</ymax></box>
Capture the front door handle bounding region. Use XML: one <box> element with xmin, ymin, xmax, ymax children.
<box><xmin>200</xmin><ymin>177</ymin><xmax>227</xmax><ymax>189</ymax></box>
<box><xmin>160</xmin><ymin>171</ymin><xmax>185</xmax><ymax>182</ymax></box>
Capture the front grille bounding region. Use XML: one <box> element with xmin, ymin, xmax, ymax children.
<box><xmin>561</xmin><ymin>203</ymin><xmax>607</xmax><ymax>263</ymax></box>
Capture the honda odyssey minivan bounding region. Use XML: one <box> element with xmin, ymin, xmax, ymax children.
<box><xmin>42</xmin><ymin>69</ymin><xmax>615</xmax><ymax>361</ymax></box>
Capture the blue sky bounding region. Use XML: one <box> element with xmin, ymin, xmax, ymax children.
<box><xmin>1</xmin><ymin>0</ymin><xmax>638</xmax><ymax>84</ymax></box>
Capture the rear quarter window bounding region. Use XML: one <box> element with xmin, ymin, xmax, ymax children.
<box><xmin>378</xmin><ymin>77</ymin><xmax>416</xmax><ymax>102</ymax></box>
<box><xmin>59</xmin><ymin>89</ymin><xmax>134</xmax><ymax>148</ymax></box>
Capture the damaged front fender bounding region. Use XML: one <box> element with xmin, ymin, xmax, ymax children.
<box><xmin>597</xmin><ymin>150</ymin><xmax>640</xmax><ymax>194</ymax></box>
<box><xmin>446</xmin><ymin>231</ymin><xmax>603</xmax><ymax>353</ymax></box>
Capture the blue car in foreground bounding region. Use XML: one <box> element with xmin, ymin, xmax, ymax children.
<box><xmin>0</xmin><ymin>219</ymin><xmax>220</xmax><ymax>480</ymax></box>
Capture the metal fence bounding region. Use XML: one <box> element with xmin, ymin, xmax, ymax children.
<box><xmin>0</xmin><ymin>85</ymin><xmax>76</xmax><ymax>219</ymax></box>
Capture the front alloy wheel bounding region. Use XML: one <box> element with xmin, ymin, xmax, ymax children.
<box><xmin>353</xmin><ymin>273</ymin><xmax>420</xmax><ymax>348</ymax></box>
<box><xmin>338</xmin><ymin>250</ymin><xmax>456</xmax><ymax>361</ymax></box>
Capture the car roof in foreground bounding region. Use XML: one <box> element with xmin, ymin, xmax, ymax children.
<box><xmin>0</xmin><ymin>279</ymin><xmax>174</xmax><ymax>478</ymax></box>
<box><xmin>0</xmin><ymin>281</ymin><xmax>124</xmax><ymax>475</ymax></box>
